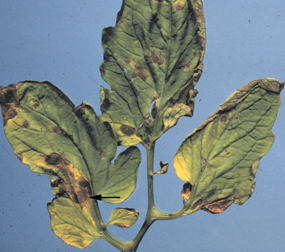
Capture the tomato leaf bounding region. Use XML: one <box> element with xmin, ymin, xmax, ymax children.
<box><xmin>0</xmin><ymin>81</ymin><xmax>141</xmax><ymax>247</ymax></box>
<box><xmin>99</xmin><ymin>0</ymin><xmax>206</xmax><ymax>145</ymax></box>
<box><xmin>174</xmin><ymin>78</ymin><xmax>284</xmax><ymax>214</ymax></box>
<box><xmin>106</xmin><ymin>208</ymin><xmax>139</xmax><ymax>228</ymax></box>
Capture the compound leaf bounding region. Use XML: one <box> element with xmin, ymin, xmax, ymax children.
<box><xmin>174</xmin><ymin>78</ymin><xmax>284</xmax><ymax>214</ymax></box>
<box><xmin>106</xmin><ymin>208</ymin><xmax>139</xmax><ymax>228</ymax></box>
<box><xmin>0</xmin><ymin>81</ymin><xmax>141</xmax><ymax>247</ymax></box>
<box><xmin>100</xmin><ymin>0</ymin><xmax>205</xmax><ymax>145</ymax></box>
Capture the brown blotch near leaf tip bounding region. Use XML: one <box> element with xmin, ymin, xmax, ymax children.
<box><xmin>16</xmin><ymin>154</ymin><xmax>23</xmax><ymax>162</ymax></box>
<box><xmin>120</xmin><ymin>125</ymin><xmax>136</xmax><ymax>136</ymax></box>
<box><xmin>102</xmin><ymin>27</ymin><xmax>113</xmax><ymax>44</ymax></box>
<box><xmin>181</xmin><ymin>182</ymin><xmax>192</xmax><ymax>204</ymax></box>
<box><xmin>219</xmin><ymin>113</ymin><xmax>228</xmax><ymax>124</ymax></box>
<box><xmin>150</xmin><ymin>50</ymin><xmax>164</xmax><ymax>65</ymax></box>
<box><xmin>0</xmin><ymin>85</ymin><xmax>19</xmax><ymax>125</ymax></box>
<box><xmin>0</xmin><ymin>84</ymin><xmax>17</xmax><ymax>104</ymax></box>
<box><xmin>114</xmin><ymin>223</ymin><xmax>127</xmax><ymax>228</ymax></box>
<box><xmin>202</xmin><ymin>198</ymin><xmax>234</xmax><ymax>214</ymax></box>
<box><xmin>73</xmin><ymin>105</ymin><xmax>85</xmax><ymax>118</ymax></box>
<box><xmin>22</xmin><ymin>120</ymin><xmax>30</xmax><ymax>128</ymax></box>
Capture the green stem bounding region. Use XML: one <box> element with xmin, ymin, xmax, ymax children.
<box><xmin>147</xmin><ymin>141</ymin><xmax>155</xmax><ymax>209</ymax></box>
<box><xmin>128</xmin><ymin>141</ymin><xmax>157</xmax><ymax>252</ymax></box>
<box><xmin>92</xmin><ymin>200</ymin><xmax>133</xmax><ymax>251</ymax></box>
<box><xmin>94</xmin><ymin>140</ymin><xmax>189</xmax><ymax>252</ymax></box>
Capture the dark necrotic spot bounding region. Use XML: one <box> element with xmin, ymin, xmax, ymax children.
<box><xmin>150</xmin><ymin>50</ymin><xmax>164</xmax><ymax>65</ymax></box>
<box><xmin>202</xmin><ymin>198</ymin><xmax>234</xmax><ymax>214</ymax></box>
<box><xmin>62</xmin><ymin>158</ymin><xmax>71</xmax><ymax>166</ymax></box>
<box><xmin>133</xmin><ymin>65</ymin><xmax>147</xmax><ymax>82</ymax></box>
<box><xmin>52</xmin><ymin>126</ymin><xmax>62</xmax><ymax>134</ymax></box>
<box><xmin>33</xmin><ymin>100</ymin><xmax>40</xmax><ymax>109</ymax></box>
<box><xmin>183</xmin><ymin>63</ymin><xmax>193</xmax><ymax>70</ymax></box>
<box><xmin>73</xmin><ymin>105</ymin><xmax>85</xmax><ymax>118</ymax></box>
<box><xmin>100</xmin><ymin>150</ymin><xmax>107</xmax><ymax>158</ymax></box>
<box><xmin>219</xmin><ymin>113</ymin><xmax>228</xmax><ymax>124</ymax></box>
<box><xmin>102</xmin><ymin>27</ymin><xmax>113</xmax><ymax>44</ymax></box>
<box><xmin>120</xmin><ymin>125</ymin><xmax>135</xmax><ymax>136</ymax></box>
<box><xmin>45</xmin><ymin>153</ymin><xmax>62</xmax><ymax>166</ymax></box>
<box><xmin>50</xmin><ymin>177</ymin><xmax>63</xmax><ymax>188</ymax></box>
<box><xmin>193</xmin><ymin>51</ymin><xmax>200</xmax><ymax>58</ymax></box>
<box><xmin>16</xmin><ymin>154</ymin><xmax>23</xmax><ymax>162</ymax></box>
<box><xmin>0</xmin><ymin>84</ymin><xmax>17</xmax><ymax>104</ymax></box>
<box><xmin>101</xmin><ymin>98</ymin><xmax>111</xmax><ymax>110</ymax></box>
<box><xmin>22</xmin><ymin>120</ymin><xmax>30</xmax><ymax>128</ymax></box>
<box><xmin>7</xmin><ymin>109</ymin><xmax>17</xmax><ymax>120</ymax></box>
<box><xmin>124</xmin><ymin>57</ymin><xmax>133</xmax><ymax>64</ymax></box>
<box><xmin>182</xmin><ymin>182</ymin><xmax>192</xmax><ymax>192</ymax></box>
<box><xmin>191</xmin><ymin>199</ymin><xmax>204</xmax><ymax>210</ymax></box>
<box><xmin>79</xmin><ymin>179</ymin><xmax>89</xmax><ymax>189</ymax></box>
<box><xmin>78</xmin><ymin>178</ymin><xmax>91</xmax><ymax>195</ymax></box>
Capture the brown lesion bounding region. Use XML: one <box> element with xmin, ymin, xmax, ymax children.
<box><xmin>22</xmin><ymin>120</ymin><xmax>30</xmax><ymax>128</ymax></box>
<box><xmin>0</xmin><ymin>84</ymin><xmax>19</xmax><ymax>125</ymax></box>
<box><xmin>52</xmin><ymin>126</ymin><xmax>63</xmax><ymax>134</ymax></box>
<box><xmin>191</xmin><ymin>199</ymin><xmax>204</xmax><ymax>211</ymax></box>
<box><xmin>202</xmin><ymin>198</ymin><xmax>234</xmax><ymax>214</ymax></box>
<box><xmin>191</xmin><ymin>197</ymin><xmax>234</xmax><ymax>214</ymax></box>
<box><xmin>46</xmin><ymin>153</ymin><xmax>91</xmax><ymax>207</ymax></box>
<box><xmin>100</xmin><ymin>150</ymin><xmax>107</xmax><ymax>158</ymax></box>
<box><xmin>219</xmin><ymin>113</ymin><xmax>229</xmax><ymax>124</ymax></box>
<box><xmin>32</xmin><ymin>100</ymin><xmax>40</xmax><ymax>109</ymax></box>
<box><xmin>132</xmin><ymin>64</ymin><xmax>147</xmax><ymax>82</ymax></box>
<box><xmin>73</xmin><ymin>105</ymin><xmax>86</xmax><ymax>118</ymax></box>
<box><xmin>16</xmin><ymin>154</ymin><xmax>23</xmax><ymax>162</ymax></box>
<box><xmin>224</xmin><ymin>149</ymin><xmax>230</xmax><ymax>156</ymax></box>
<box><xmin>193</xmin><ymin>51</ymin><xmax>200</xmax><ymax>58</ymax></box>
<box><xmin>120</xmin><ymin>125</ymin><xmax>136</xmax><ymax>136</ymax></box>
<box><xmin>150</xmin><ymin>50</ymin><xmax>164</xmax><ymax>65</ymax></box>
<box><xmin>124</xmin><ymin>57</ymin><xmax>133</xmax><ymax>64</ymax></box>
<box><xmin>183</xmin><ymin>63</ymin><xmax>193</xmax><ymax>70</ymax></box>
<box><xmin>45</xmin><ymin>153</ymin><xmax>67</xmax><ymax>166</ymax></box>
<box><xmin>181</xmin><ymin>182</ymin><xmax>192</xmax><ymax>204</ymax></box>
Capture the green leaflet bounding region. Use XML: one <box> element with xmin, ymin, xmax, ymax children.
<box><xmin>174</xmin><ymin>78</ymin><xmax>284</xmax><ymax>214</ymax></box>
<box><xmin>106</xmin><ymin>208</ymin><xmax>139</xmax><ymax>228</ymax></box>
<box><xmin>99</xmin><ymin>0</ymin><xmax>205</xmax><ymax>146</ymax></box>
<box><xmin>47</xmin><ymin>198</ymin><xmax>101</xmax><ymax>249</ymax></box>
<box><xmin>0</xmin><ymin>81</ymin><xmax>141</xmax><ymax>247</ymax></box>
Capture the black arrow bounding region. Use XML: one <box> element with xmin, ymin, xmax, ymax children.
<box><xmin>89</xmin><ymin>194</ymin><xmax>120</xmax><ymax>201</ymax></box>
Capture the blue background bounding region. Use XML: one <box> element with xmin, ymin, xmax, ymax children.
<box><xmin>0</xmin><ymin>1</ymin><xmax>284</xmax><ymax>251</ymax></box>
